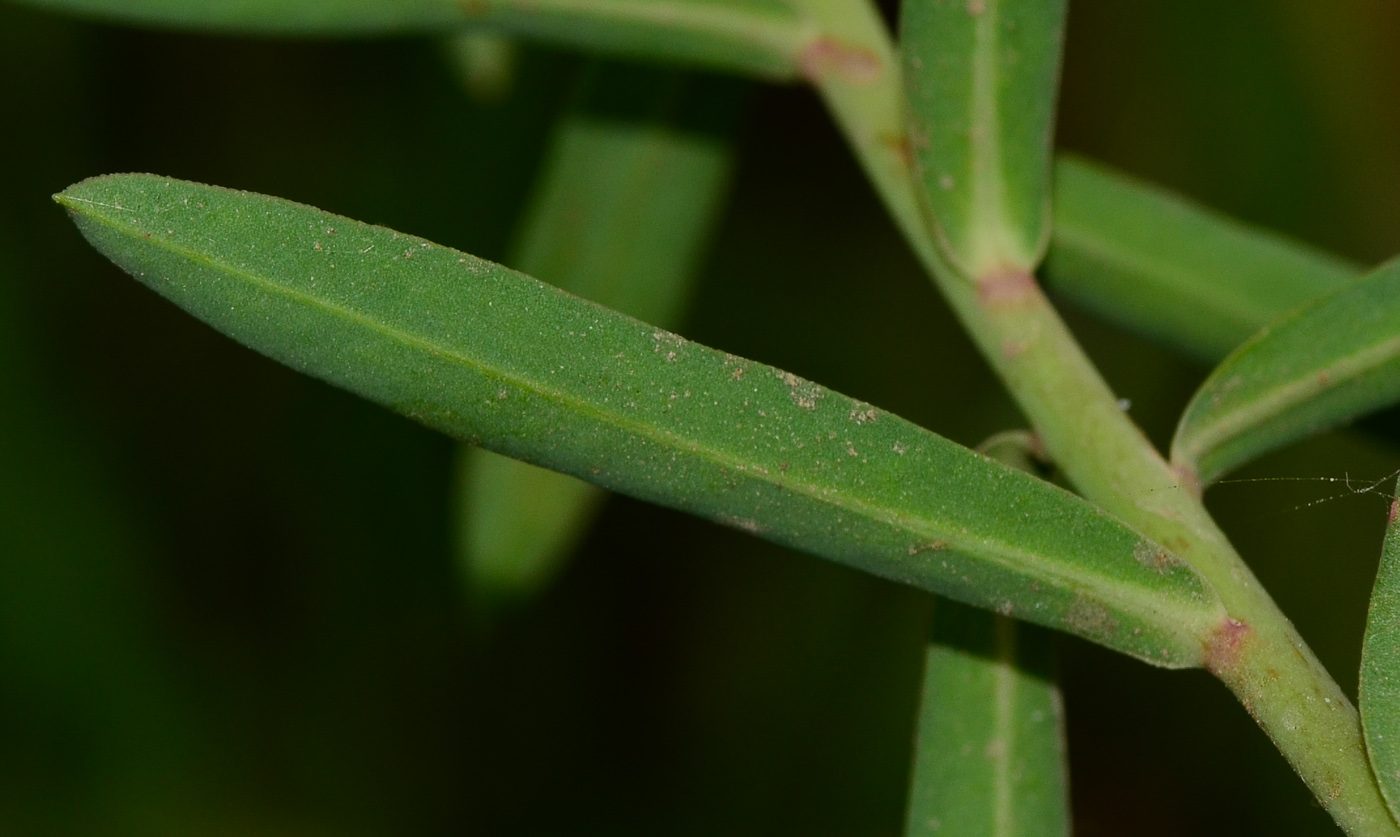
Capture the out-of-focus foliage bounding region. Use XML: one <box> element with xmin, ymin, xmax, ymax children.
<box><xmin>2</xmin><ymin>0</ymin><xmax>1400</xmax><ymax>834</ymax></box>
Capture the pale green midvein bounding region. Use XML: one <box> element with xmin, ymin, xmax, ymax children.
<box><xmin>73</xmin><ymin>204</ymin><xmax>1220</xmax><ymax>647</ymax></box>
<box><xmin>992</xmin><ymin>615</ymin><xmax>1017</xmax><ymax>837</ymax></box>
<box><xmin>1049</xmin><ymin>220</ymin><xmax>1275</xmax><ymax>329</ymax></box>
<box><xmin>475</xmin><ymin>0</ymin><xmax>819</xmax><ymax>71</ymax></box>
<box><xmin>1177</xmin><ymin>332</ymin><xmax>1400</xmax><ymax>477</ymax></box>
<box><xmin>968</xmin><ymin>0</ymin><xmax>1010</xmax><ymax>273</ymax></box>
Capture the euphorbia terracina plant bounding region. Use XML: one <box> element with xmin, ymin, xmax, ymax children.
<box><xmin>14</xmin><ymin>0</ymin><xmax>1400</xmax><ymax>833</ymax></box>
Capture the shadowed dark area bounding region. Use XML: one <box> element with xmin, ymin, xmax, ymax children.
<box><xmin>1</xmin><ymin>0</ymin><xmax>1399</xmax><ymax>833</ymax></box>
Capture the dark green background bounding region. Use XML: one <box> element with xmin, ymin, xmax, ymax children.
<box><xmin>2</xmin><ymin>1</ymin><xmax>1399</xmax><ymax>833</ymax></box>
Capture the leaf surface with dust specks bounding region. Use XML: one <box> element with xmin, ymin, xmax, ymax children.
<box><xmin>457</xmin><ymin>65</ymin><xmax>739</xmax><ymax>601</ymax></box>
<box><xmin>12</xmin><ymin>0</ymin><xmax>810</xmax><ymax>79</ymax></box>
<box><xmin>1045</xmin><ymin>157</ymin><xmax>1362</xmax><ymax>364</ymax></box>
<box><xmin>1171</xmin><ymin>257</ymin><xmax>1400</xmax><ymax>486</ymax></box>
<box><xmin>57</xmin><ymin>173</ymin><xmax>1228</xmax><ymax>666</ymax></box>
<box><xmin>1361</xmin><ymin>492</ymin><xmax>1400</xmax><ymax>822</ymax></box>
<box><xmin>900</xmin><ymin>0</ymin><xmax>1067</xmax><ymax>276</ymax></box>
<box><xmin>905</xmin><ymin>600</ymin><xmax>1068</xmax><ymax>837</ymax></box>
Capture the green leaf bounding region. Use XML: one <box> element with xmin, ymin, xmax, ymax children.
<box><xmin>443</xmin><ymin>32</ymin><xmax>520</xmax><ymax>104</ymax></box>
<box><xmin>57</xmin><ymin>173</ymin><xmax>1228</xmax><ymax>666</ymax></box>
<box><xmin>1046</xmin><ymin>156</ymin><xmax>1362</xmax><ymax>364</ymax></box>
<box><xmin>12</xmin><ymin>0</ymin><xmax>812</xmax><ymax>80</ymax></box>
<box><xmin>457</xmin><ymin>65</ymin><xmax>740</xmax><ymax>600</ymax></box>
<box><xmin>458</xmin><ymin>448</ymin><xmax>606</xmax><ymax>596</ymax></box>
<box><xmin>1171</xmin><ymin>257</ymin><xmax>1400</xmax><ymax>487</ymax></box>
<box><xmin>465</xmin><ymin>0</ymin><xmax>812</xmax><ymax>79</ymax></box>
<box><xmin>1361</xmin><ymin>491</ymin><xmax>1400</xmax><ymax>822</ymax></box>
<box><xmin>901</xmin><ymin>0</ymin><xmax>1067</xmax><ymax>276</ymax></box>
<box><xmin>905</xmin><ymin>600</ymin><xmax>1068</xmax><ymax>837</ymax></box>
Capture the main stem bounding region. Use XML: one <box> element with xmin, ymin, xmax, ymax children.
<box><xmin>791</xmin><ymin>1</ymin><xmax>1400</xmax><ymax>833</ymax></box>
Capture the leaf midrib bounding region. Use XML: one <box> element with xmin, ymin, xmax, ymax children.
<box><xmin>1051</xmin><ymin>217</ymin><xmax>1284</xmax><ymax>331</ymax></box>
<box><xmin>69</xmin><ymin>196</ymin><xmax>1219</xmax><ymax>638</ymax></box>
<box><xmin>476</xmin><ymin>0</ymin><xmax>819</xmax><ymax>66</ymax></box>
<box><xmin>1175</xmin><ymin>331</ymin><xmax>1400</xmax><ymax>478</ymax></box>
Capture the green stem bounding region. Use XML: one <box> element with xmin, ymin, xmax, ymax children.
<box><xmin>800</xmin><ymin>1</ymin><xmax>1400</xmax><ymax>833</ymax></box>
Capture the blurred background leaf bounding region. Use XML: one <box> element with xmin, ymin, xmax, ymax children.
<box><xmin>455</xmin><ymin>63</ymin><xmax>741</xmax><ymax>607</ymax></box>
<box><xmin>904</xmin><ymin>601</ymin><xmax>1068</xmax><ymax>837</ymax></box>
<box><xmin>2</xmin><ymin>0</ymin><xmax>1400</xmax><ymax>834</ymax></box>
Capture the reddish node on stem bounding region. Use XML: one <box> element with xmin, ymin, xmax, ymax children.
<box><xmin>1205</xmin><ymin>617</ymin><xmax>1252</xmax><ymax>675</ymax></box>
<box><xmin>800</xmin><ymin>37</ymin><xmax>882</xmax><ymax>85</ymax></box>
<box><xmin>976</xmin><ymin>269</ymin><xmax>1038</xmax><ymax>308</ymax></box>
<box><xmin>1171</xmin><ymin>460</ymin><xmax>1203</xmax><ymax>500</ymax></box>
<box><xmin>881</xmin><ymin>133</ymin><xmax>914</xmax><ymax>170</ymax></box>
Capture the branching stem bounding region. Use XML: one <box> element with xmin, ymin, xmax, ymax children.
<box><xmin>799</xmin><ymin>0</ymin><xmax>1400</xmax><ymax>833</ymax></box>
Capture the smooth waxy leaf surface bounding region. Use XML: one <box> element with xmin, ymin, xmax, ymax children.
<box><xmin>1362</xmin><ymin>493</ymin><xmax>1400</xmax><ymax>821</ymax></box>
<box><xmin>13</xmin><ymin>0</ymin><xmax>811</xmax><ymax>79</ymax></box>
<box><xmin>58</xmin><ymin>173</ymin><xmax>1228</xmax><ymax>665</ymax></box>
<box><xmin>1046</xmin><ymin>157</ymin><xmax>1361</xmax><ymax>363</ymax></box>
<box><xmin>1172</xmin><ymin>258</ymin><xmax>1400</xmax><ymax>486</ymax></box>
<box><xmin>905</xmin><ymin>601</ymin><xmax>1068</xmax><ymax>837</ymax></box>
<box><xmin>901</xmin><ymin>0</ymin><xmax>1066</xmax><ymax>276</ymax></box>
<box><xmin>458</xmin><ymin>65</ymin><xmax>738</xmax><ymax>599</ymax></box>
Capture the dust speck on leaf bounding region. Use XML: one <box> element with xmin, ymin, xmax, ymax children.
<box><xmin>1065</xmin><ymin>597</ymin><xmax>1119</xmax><ymax>640</ymax></box>
<box><xmin>1133</xmin><ymin>541</ymin><xmax>1182</xmax><ymax>574</ymax></box>
<box><xmin>719</xmin><ymin>514</ymin><xmax>765</xmax><ymax>535</ymax></box>
<box><xmin>776</xmin><ymin>369</ymin><xmax>822</xmax><ymax>409</ymax></box>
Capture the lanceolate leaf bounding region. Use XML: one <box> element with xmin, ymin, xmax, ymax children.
<box><xmin>905</xmin><ymin>601</ymin><xmax>1068</xmax><ymax>837</ymax></box>
<box><xmin>458</xmin><ymin>65</ymin><xmax>739</xmax><ymax>599</ymax></box>
<box><xmin>1046</xmin><ymin>157</ymin><xmax>1362</xmax><ymax>364</ymax></box>
<box><xmin>1172</xmin><ymin>257</ymin><xmax>1400</xmax><ymax>487</ymax></box>
<box><xmin>901</xmin><ymin>0</ymin><xmax>1067</xmax><ymax>277</ymax></box>
<box><xmin>57</xmin><ymin>173</ymin><xmax>1227</xmax><ymax>666</ymax></box>
<box><xmin>12</xmin><ymin>0</ymin><xmax>811</xmax><ymax>80</ymax></box>
<box><xmin>1361</xmin><ymin>491</ymin><xmax>1400</xmax><ymax>822</ymax></box>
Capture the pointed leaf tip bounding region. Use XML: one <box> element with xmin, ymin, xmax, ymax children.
<box><xmin>59</xmin><ymin>172</ymin><xmax>1228</xmax><ymax>666</ymax></box>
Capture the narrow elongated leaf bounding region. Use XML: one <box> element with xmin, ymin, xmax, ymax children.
<box><xmin>901</xmin><ymin>0</ymin><xmax>1067</xmax><ymax>276</ymax></box>
<box><xmin>905</xmin><ymin>601</ymin><xmax>1068</xmax><ymax>837</ymax></box>
<box><xmin>57</xmin><ymin>173</ymin><xmax>1228</xmax><ymax>665</ymax></box>
<box><xmin>463</xmin><ymin>0</ymin><xmax>811</xmax><ymax>79</ymax></box>
<box><xmin>459</xmin><ymin>449</ymin><xmax>605</xmax><ymax>595</ymax></box>
<box><xmin>1361</xmin><ymin>491</ymin><xmax>1400</xmax><ymax>821</ymax></box>
<box><xmin>12</xmin><ymin>0</ymin><xmax>810</xmax><ymax>80</ymax></box>
<box><xmin>1171</xmin><ymin>258</ymin><xmax>1400</xmax><ymax>487</ymax></box>
<box><xmin>1046</xmin><ymin>157</ymin><xmax>1362</xmax><ymax>363</ymax></box>
<box><xmin>458</xmin><ymin>65</ymin><xmax>739</xmax><ymax>599</ymax></box>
